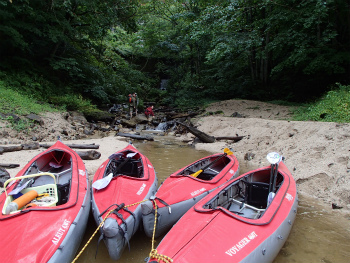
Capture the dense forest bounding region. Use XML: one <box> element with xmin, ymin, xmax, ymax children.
<box><xmin>1</xmin><ymin>0</ymin><xmax>349</xmax><ymax>110</ymax></box>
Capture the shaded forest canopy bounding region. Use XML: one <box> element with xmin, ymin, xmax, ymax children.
<box><xmin>0</xmin><ymin>0</ymin><xmax>349</xmax><ymax>109</ymax></box>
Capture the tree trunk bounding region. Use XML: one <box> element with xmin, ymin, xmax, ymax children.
<box><xmin>77</xmin><ymin>150</ymin><xmax>101</xmax><ymax>160</ymax></box>
<box><xmin>177</xmin><ymin>122</ymin><xmax>216</xmax><ymax>143</ymax></box>
<box><xmin>0</xmin><ymin>163</ymin><xmax>20</xmax><ymax>168</ymax></box>
<box><xmin>117</xmin><ymin>132</ymin><xmax>154</xmax><ymax>141</ymax></box>
<box><xmin>215</xmin><ymin>136</ymin><xmax>245</xmax><ymax>142</ymax></box>
<box><xmin>39</xmin><ymin>143</ymin><xmax>100</xmax><ymax>149</ymax></box>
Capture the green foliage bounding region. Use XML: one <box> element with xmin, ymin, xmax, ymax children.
<box><xmin>4</xmin><ymin>115</ymin><xmax>34</xmax><ymax>133</ymax></box>
<box><xmin>293</xmin><ymin>84</ymin><xmax>350</xmax><ymax>123</ymax></box>
<box><xmin>0</xmin><ymin>0</ymin><xmax>350</xmax><ymax>113</ymax></box>
<box><xmin>48</xmin><ymin>94</ymin><xmax>97</xmax><ymax>113</ymax></box>
<box><xmin>0</xmin><ymin>0</ymin><xmax>145</xmax><ymax>106</ymax></box>
<box><xmin>0</xmin><ymin>81</ymin><xmax>56</xmax><ymax>115</ymax></box>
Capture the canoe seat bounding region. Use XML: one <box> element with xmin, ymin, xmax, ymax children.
<box><xmin>197</xmin><ymin>168</ymin><xmax>218</xmax><ymax>180</ymax></box>
<box><xmin>243</xmin><ymin>181</ymin><xmax>270</xmax><ymax>209</ymax></box>
<box><xmin>116</xmin><ymin>159</ymin><xmax>143</xmax><ymax>178</ymax></box>
<box><xmin>56</xmin><ymin>180</ymin><xmax>71</xmax><ymax>205</ymax></box>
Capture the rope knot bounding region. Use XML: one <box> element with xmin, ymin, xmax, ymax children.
<box><xmin>149</xmin><ymin>249</ymin><xmax>173</xmax><ymax>263</ymax></box>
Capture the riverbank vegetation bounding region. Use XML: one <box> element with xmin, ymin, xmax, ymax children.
<box><xmin>1</xmin><ymin>0</ymin><xmax>349</xmax><ymax>120</ymax></box>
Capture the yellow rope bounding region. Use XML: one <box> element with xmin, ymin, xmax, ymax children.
<box><xmin>148</xmin><ymin>199</ymin><xmax>173</xmax><ymax>263</ymax></box>
<box><xmin>71</xmin><ymin>199</ymin><xmax>149</xmax><ymax>263</ymax></box>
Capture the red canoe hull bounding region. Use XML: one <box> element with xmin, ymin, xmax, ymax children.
<box><xmin>91</xmin><ymin>144</ymin><xmax>158</xmax><ymax>260</ymax></box>
<box><xmin>149</xmin><ymin>161</ymin><xmax>297</xmax><ymax>263</ymax></box>
<box><xmin>142</xmin><ymin>151</ymin><xmax>240</xmax><ymax>238</ymax></box>
<box><xmin>0</xmin><ymin>140</ymin><xmax>90</xmax><ymax>263</ymax></box>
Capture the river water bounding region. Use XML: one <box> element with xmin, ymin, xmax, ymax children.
<box><xmin>76</xmin><ymin>136</ymin><xmax>350</xmax><ymax>263</ymax></box>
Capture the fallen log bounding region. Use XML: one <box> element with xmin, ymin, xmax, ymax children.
<box><xmin>77</xmin><ymin>150</ymin><xmax>101</xmax><ymax>160</ymax></box>
<box><xmin>177</xmin><ymin>122</ymin><xmax>245</xmax><ymax>143</ymax></box>
<box><xmin>177</xmin><ymin>122</ymin><xmax>215</xmax><ymax>143</ymax></box>
<box><xmin>22</xmin><ymin>142</ymin><xmax>40</xmax><ymax>150</ymax></box>
<box><xmin>117</xmin><ymin>132</ymin><xmax>154</xmax><ymax>141</ymax></box>
<box><xmin>0</xmin><ymin>163</ymin><xmax>20</xmax><ymax>168</ymax></box>
<box><xmin>0</xmin><ymin>143</ymin><xmax>42</xmax><ymax>154</ymax></box>
<box><xmin>0</xmin><ymin>145</ymin><xmax>23</xmax><ymax>153</ymax></box>
<box><xmin>39</xmin><ymin>143</ymin><xmax>100</xmax><ymax>149</ymax></box>
<box><xmin>215</xmin><ymin>136</ymin><xmax>245</xmax><ymax>142</ymax></box>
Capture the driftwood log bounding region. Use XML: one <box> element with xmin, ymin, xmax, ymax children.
<box><xmin>39</xmin><ymin>143</ymin><xmax>100</xmax><ymax>149</ymax></box>
<box><xmin>117</xmin><ymin>132</ymin><xmax>154</xmax><ymax>141</ymax></box>
<box><xmin>177</xmin><ymin>122</ymin><xmax>215</xmax><ymax>143</ymax></box>
<box><xmin>77</xmin><ymin>150</ymin><xmax>101</xmax><ymax>160</ymax></box>
<box><xmin>177</xmin><ymin>122</ymin><xmax>245</xmax><ymax>143</ymax></box>
<box><xmin>215</xmin><ymin>136</ymin><xmax>245</xmax><ymax>142</ymax></box>
<box><xmin>0</xmin><ymin>143</ymin><xmax>40</xmax><ymax>154</ymax></box>
<box><xmin>0</xmin><ymin>163</ymin><xmax>20</xmax><ymax>168</ymax></box>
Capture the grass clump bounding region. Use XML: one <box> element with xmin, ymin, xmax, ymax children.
<box><xmin>0</xmin><ymin>81</ymin><xmax>57</xmax><ymax>115</ymax></box>
<box><xmin>293</xmin><ymin>83</ymin><xmax>350</xmax><ymax>123</ymax></box>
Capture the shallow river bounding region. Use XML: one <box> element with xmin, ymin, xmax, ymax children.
<box><xmin>76</xmin><ymin>136</ymin><xmax>350</xmax><ymax>263</ymax></box>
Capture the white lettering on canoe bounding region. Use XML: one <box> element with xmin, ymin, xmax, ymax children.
<box><xmin>285</xmin><ymin>193</ymin><xmax>293</xmax><ymax>201</ymax></box>
<box><xmin>191</xmin><ymin>187</ymin><xmax>206</xmax><ymax>197</ymax></box>
<box><xmin>137</xmin><ymin>183</ymin><xmax>147</xmax><ymax>195</ymax></box>
<box><xmin>79</xmin><ymin>169</ymin><xmax>85</xmax><ymax>177</ymax></box>
<box><xmin>52</xmin><ymin>219</ymin><xmax>71</xmax><ymax>245</ymax></box>
<box><xmin>225</xmin><ymin>231</ymin><xmax>258</xmax><ymax>256</ymax></box>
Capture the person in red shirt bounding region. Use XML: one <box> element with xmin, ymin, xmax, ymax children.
<box><xmin>144</xmin><ymin>105</ymin><xmax>155</xmax><ymax>120</ymax></box>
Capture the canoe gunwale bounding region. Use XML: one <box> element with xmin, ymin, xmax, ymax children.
<box><xmin>194</xmin><ymin>164</ymin><xmax>293</xmax><ymax>226</ymax></box>
<box><xmin>170</xmin><ymin>154</ymin><xmax>237</xmax><ymax>184</ymax></box>
<box><xmin>0</xmin><ymin>144</ymin><xmax>83</xmax><ymax>220</ymax></box>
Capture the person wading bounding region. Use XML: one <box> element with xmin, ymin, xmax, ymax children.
<box><xmin>144</xmin><ymin>105</ymin><xmax>155</xmax><ymax>121</ymax></box>
<box><xmin>128</xmin><ymin>92</ymin><xmax>139</xmax><ymax>118</ymax></box>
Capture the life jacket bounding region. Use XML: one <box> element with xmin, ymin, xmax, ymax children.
<box><xmin>145</xmin><ymin>107</ymin><xmax>153</xmax><ymax>116</ymax></box>
<box><xmin>145</xmin><ymin>108</ymin><xmax>151</xmax><ymax>115</ymax></box>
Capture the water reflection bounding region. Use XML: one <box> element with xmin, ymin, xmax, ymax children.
<box><xmin>76</xmin><ymin>136</ymin><xmax>350</xmax><ymax>263</ymax></box>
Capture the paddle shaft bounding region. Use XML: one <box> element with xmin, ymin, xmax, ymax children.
<box><xmin>269</xmin><ymin>163</ymin><xmax>279</xmax><ymax>193</ymax></box>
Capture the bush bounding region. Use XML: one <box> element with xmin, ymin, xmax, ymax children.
<box><xmin>0</xmin><ymin>81</ymin><xmax>56</xmax><ymax>115</ymax></box>
<box><xmin>293</xmin><ymin>83</ymin><xmax>350</xmax><ymax>123</ymax></box>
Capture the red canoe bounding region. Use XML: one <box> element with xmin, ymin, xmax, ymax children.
<box><xmin>0</xmin><ymin>140</ymin><xmax>90</xmax><ymax>263</ymax></box>
<box><xmin>91</xmin><ymin>143</ymin><xmax>158</xmax><ymax>260</ymax></box>
<box><xmin>142</xmin><ymin>149</ymin><xmax>240</xmax><ymax>238</ymax></box>
<box><xmin>148</xmin><ymin>158</ymin><xmax>298</xmax><ymax>263</ymax></box>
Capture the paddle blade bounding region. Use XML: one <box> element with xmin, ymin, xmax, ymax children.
<box><xmin>266</xmin><ymin>152</ymin><xmax>281</xmax><ymax>164</ymax></box>
<box><xmin>92</xmin><ymin>173</ymin><xmax>113</xmax><ymax>190</ymax></box>
<box><xmin>191</xmin><ymin>169</ymin><xmax>203</xmax><ymax>178</ymax></box>
<box><xmin>223</xmin><ymin>148</ymin><xmax>233</xmax><ymax>155</ymax></box>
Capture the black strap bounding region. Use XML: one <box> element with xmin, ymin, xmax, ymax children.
<box><xmin>155</xmin><ymin>197</ymin><xmax>170</xmax><ymax>207</ymax></box>
<box><xmin>95</xmin><ymin>233</ymin><xmax>104</xmax><ymax>258</ymax></box>
<box><xmin>99</xmin><ymin>203</ymin><xmax>125</xmax><ymax>218</ymax></box>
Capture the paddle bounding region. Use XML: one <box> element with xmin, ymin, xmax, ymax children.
<box><xmin>266</xmin><ymin>152</ymin><xmax>282</xmax><ymax>205</ymax></box>
<box><xmin>92</xmin><ymin>152</ymin><xmax>137</xmax><ymax>190</ymax></box>
<box><xmin>191</xmin><ymin>148</ymin><xmax>233</xmax><ymax>178</ymax></box>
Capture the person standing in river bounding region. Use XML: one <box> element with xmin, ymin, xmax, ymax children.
<box><xmin>128</xmin><ymin>92</ymin><xmax>139</xmax><ymax>118</ymax></box>
<box><xmin>144</xmin><ymin>105</ymin><xmax>155</xmax><ymax>121</ymax></box>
